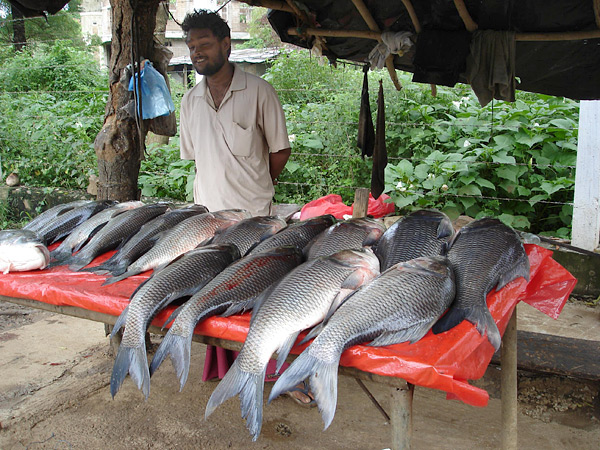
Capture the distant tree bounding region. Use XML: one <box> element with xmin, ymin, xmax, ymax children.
<box><xmin>236</xmin><ymin>6</ymin><xmax>281</xmax><ymax>49</ymax></box>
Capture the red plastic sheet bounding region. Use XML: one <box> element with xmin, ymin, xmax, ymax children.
<box><xmin>0</xmin><ymin>244</ymin><xmax>576</xmax><ymax>407</ymax></box>
<box><xmin>299</xmin><ymin>193</ymin><xmax>396</xmax><ymax>220</ymax></box>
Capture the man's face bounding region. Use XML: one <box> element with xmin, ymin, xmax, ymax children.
<box><xmin>186</xmin><ymin>28</ymin><xmax>230</xmax><ymax>76</ymax></box>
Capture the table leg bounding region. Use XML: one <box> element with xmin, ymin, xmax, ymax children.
<box><xmin>390</xmin><ymin>381</ymin><xmax>414</xmax><ymax>450</ymax></box>
<box><xmin>501</xmin><ymin>309</ymin><xmax>518</xmax><ymax>450</ymax></box>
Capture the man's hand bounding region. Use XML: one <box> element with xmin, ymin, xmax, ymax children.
<box><xmin>269</xmin><ymin>148</ymin><xmax>291</xmax><ymax>183</ymax></box>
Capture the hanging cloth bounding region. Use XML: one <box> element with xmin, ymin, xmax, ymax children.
<box><xmin>357</xmin><ymin>65</ymin><xmax>375</xmax><ymax>158</ymax></box>
<box><xmin>371</xmin><ymin>80</ymin><xmax>388</xmax><ymax>199</ymax></box>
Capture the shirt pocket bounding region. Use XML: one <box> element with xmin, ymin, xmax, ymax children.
<box><xmin>231</xmin><ymin>122</ymin><xmax>263</xmax><ymax>158</ymax></box>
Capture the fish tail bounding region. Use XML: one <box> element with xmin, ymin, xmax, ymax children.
<box><xmin>110</xmin><ymin>345</ymin><xmax>151</xmax><ymax>400</ymax></box>
<box><xmin>149</xmin><ymin>331</ymin><xmax>193</xmax><ymax>391</ymax></box>
<box><xmin>205</xmin><ymin>360</ymin><xmax>266</xmax><ymax>441</ymax></box>
<box><xmin>432</xmin><ymin>304</ymin><xmax>501</xmax><ymax>351</ymax></box>
<box><xmin>102</xmin><ymin>270</ymin><xmax>135</xmax><ymax>286</ymax></box>
<box><xmin>68</xmin><ymin>255</ymin><xmax>92</xmax><ymax>272</ymax></box>
<box><xmin>269</xmin><ymin>352</ymin><xmax>340</xmax><ymax>430</ymax></box>
<box><xmin>111</xmin><ymin>306</ymin><xmax>128</xmax><ymax>338</ymax></box>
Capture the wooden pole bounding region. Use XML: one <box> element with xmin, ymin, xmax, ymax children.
<box><xmin>572</xmin><ymin>100</ymin><xmax>600</xmax><ymax>251</ymax></box>
<box><xmin>453</xmin><ymin>0</ymin><xmax>478</xmax><ymax>32</ymax></box>
<box><xmin>400</xmin><ymin>0</ymin><xmax>422</xmax><ymax>33</ymax></box>
<box><xmin>353</xmin><ymin>187</ymin><xmax>370</xmax><ymax>218</ymax></box>
<box><xmin>287</xmin><ymin>27</ymin><xmax>381</xmax><ymax>40</ymax></box>
<box><xmin>390</xmin><ymin>382</ymin><xmax>414</xmax><ymax>450</ymax></box>
<box><xmin>501</xmin><ymin>310</ymin><xmax>518</xmax><ymax>450</ymax></box>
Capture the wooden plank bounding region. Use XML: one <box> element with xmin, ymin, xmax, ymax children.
<box><xmin>572</xmin><ymin>100</ymin><xmax>600</xmax><ymax>251</ymax></box>
<box><xmin>491</xmin><ymin>329</ymin><xmax>600</xmax><ymax>381</ymax></box>
<box><xmin>353</xmin><ymin>187</ymin><xmax>370</xmax><ymax>218</ymax></box>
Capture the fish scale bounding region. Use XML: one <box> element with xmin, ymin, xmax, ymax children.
<box><xmin>210</xmin><ymin>216</ymin><xmax>287</xmax><ymax>256</ymax></box>
<box><xmin>268</xmin><ymin>256</ymin><xmax>456</xmax><ymax>430</ymax></box>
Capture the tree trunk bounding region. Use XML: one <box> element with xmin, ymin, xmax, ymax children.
<box><xmin>12</xmin><ymin>6</ymin><xmax>26</xmax><ymax>52</ymax></box>
<box><xmin>94</xmin><ymin>0</ymin><xmax>160</xmax><ymax>201</ymax></box>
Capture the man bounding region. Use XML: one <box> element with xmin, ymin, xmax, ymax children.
<box><xmin>179</xmin><ymin>9</ymin><xmax>291</xmax><ymax>216</ymax></box>
<box><xmin>179</xmin><ymin>10</ymin><xmax>313</xmax><ymax>406</ymax></box>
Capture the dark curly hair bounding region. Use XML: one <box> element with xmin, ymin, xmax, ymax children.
<box><xmin>181</xmin><ymin>9</ymin><xmax>231</xmax><ymax>41</ymax></box>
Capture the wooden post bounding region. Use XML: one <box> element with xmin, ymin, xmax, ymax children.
<box><xmin>353</xmin><ymin>187</ymin><xmax>370</xmax><ymax>218</ymax></box>
<box><xmin>572</xmin><ymin>100</ymin><xmax>600</xmax><ymax>251</ymax></box>
<box><xmin>390</xmin><ymin>382</ymin><xmax>414</xmax><ymax>450</ymax></box>
<box><xmin>501</xmin><ymin>310</ymin><xmax>518</xmax><ymax>450</ymax></box>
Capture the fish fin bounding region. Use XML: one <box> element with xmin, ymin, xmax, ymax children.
<box><xmin>161</xmin><ymin>305</ymin><xmax>183</xmax><ymax>329</ymax></box>
<box><xmin>368</xmin><ymin>319</ymin><xmax>435</xmax><ymax>347</ymax></box>
<box><xmin>149</xmin><ymin>330</ymin><xmax>193</xmax><ymax>391</ymax></box>
<box><xmin>495</xmin><ymin>256</ymin><xmax>531</xmax><ymax>290</ymax></box>
<box><xmin>111</xmin><ymin>305</ymin><xmax>129</xmax><ymax>338</ymax></box>
<box><xmin>68</xmin><ymin>256</ymin><xmax>93</xmax><ymax>272</ymax></box>
<box><xmin>276</xmin><ymin>331</ymin><xmax>300</xmax><ymax>374</ymax></box>
<box><xmin>110</xmin><ymin>345</ymin><xmax>150</xmax><ymax>400</ymax></box>
<box><xmin>269</xmin><ymin>351</ymin><xmax>340</xmax><ymax>430</ymax></box>
<box><xmin>437</xmin><ymin>216</ymin><xmax>455</xmax><ymax>239</ymax></box>
<box><xmin>432</xmin><ymin>304</ymin><xmax>501</xmax><ymax>351</ymax></box>
<box><xmin>221</xmin><ymin>296</ymin><xmax>257</xmax><ymax>317</ymax></box>
<box><xmin>205</xmin><ymin>360</ymin><xmax>266</xmax><ymax>441</ymax></box>
<box><xmin>298</xmin><ymin>323</ymin><xmax>324</xmax><ymax>345</ymax></box>
<box><xmin>102</xmin><ymin>269</ymin><xmax>139</xmax><ymax>286</ymax></box>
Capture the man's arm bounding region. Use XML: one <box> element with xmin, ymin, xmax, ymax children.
<box><xmin>269</xmin><ymin>148</ymin><xmax>291</xmax><ymax>182</ymax></box>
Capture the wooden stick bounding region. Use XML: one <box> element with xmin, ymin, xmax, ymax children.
<box><xmin>401</xmin><ymin>0</ymin><xmax>422</xmax><ymax>33</ymax></box>
<box><xmin>353</xmin><ymin>188</ymin><xmax>370</xmax><ymax>218</ymax></box>
<box><xmin>287</xmin><ymin>27</ymin><xmax>380</xmax><ymax>40</ymax></box>
<box><xmin>594</xmin><ymin>0</ymin><xmax>600</xmax><ymax>29</ymax></box>
<box><xmin>453</xmin><ymin>0</ymin><xmax>478</xmax><ymax>32</ymax></box>
<box><xmin>350</xmin><ymin>0</ymin><xmax>402</xmax><ymax>90</ymax></box>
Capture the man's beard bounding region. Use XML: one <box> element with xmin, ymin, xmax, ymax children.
<box><xmin>195</xmin><ymin>52</ymin><xmax>227</xmax><ymax>76</ymax></box>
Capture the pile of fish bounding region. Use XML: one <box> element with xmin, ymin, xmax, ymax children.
<box><xmin>3</xmin><ymin>201</ymin><xmax>532</xmax><ymax>441</ymax></box>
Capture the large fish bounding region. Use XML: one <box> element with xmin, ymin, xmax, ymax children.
<box><xmin>432</xmin><ymin>218</ymin><xmax>530</xmax><ymax>350</ymax></box>
<box><xmin>49</xmin><ymin>201</ymin><xmax>144</xmax><ymax>266</ymax></box>
<box><xmin>374</xmin><ymin>209</ymin><xmax>454</xmax><ymax>271</ymax></box>
<box><xmin>268</xmin><ymin>256</ymin><xmax>456</xmax><ymax>430</ymax></box>
<box><xmin>65</xmin><ymin>203</ymin><xmax>170</xmax><ymax>271</ymax></box>
<box><xmin>0</xmin><ymin>229</ymin><xmax>50</xmax><ymax>273</ymax></box>
<box><xmin>103</xmin><ymin>209</ymin><xmax>250</xmax><ymax>285</ymax></box>
<box><xmin>23</xmin><ymin>200</ymin><xmax>92</xmax><ymax>233</ymax></box>
<box><xmin>88</xmin><ymin>204</ymin><xmax>208</xmax><ymax>276</ymax></box>
<box><xmin>205</xmin><ymin>248</ymin><xmax>380</xmax><ymax>441</ymax></box>
<box><xmin>149</xmin><ymin>245</ymin><xmax>305</xmax><ymax>390</ymax></box>
<box><xmin>248</xmin><ymin>214</ymin><xmax>336</xmax><ymax>255</ymax></box>
<box><xmin>110</xmin><ymin>244</ymin><xmax>240</xmax><ymax>399</ymax></box>
<box><xmin>35</xmin><ymin>200</ymin><xmax>117</xmax><ymax>245</ymax></box>
<box><xmin>209</xmin><ymin>216</ymin><xmax>287</xmax><ymax>256</ymax></box>
<box><xmin>304</xmin><ymin>217</ymin><xmax>386</xmax><ymax>260</ymax></box>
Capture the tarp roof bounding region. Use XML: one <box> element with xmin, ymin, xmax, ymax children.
<box><xmin>261</xmin><ymin>0</ymin><xmax>600</xmax><ymax>100</ymax></box>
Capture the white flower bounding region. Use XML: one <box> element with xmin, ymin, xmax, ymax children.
<box><xmin>441</xmin><ymin>184</ymin><xmax>449</xmax><ymax>191</ymax></box>
<box><xmin>463</xmin><ymin>139</ymin><xmax>471</xmax><ymax>147</ymax></box>
<box><xmin>452</xmin><ymin>101</ymin><xmax>461</xmax><ymax>108</ymax></box>
<box><xmin>396</xmin><ymin>181</ymin><xmax>406</xmax><ymax>192</ymax></box>
<box><xmin>288</xmin><ymin>134</ymin><xmax>296</xmax><ymax>142</ymax></box>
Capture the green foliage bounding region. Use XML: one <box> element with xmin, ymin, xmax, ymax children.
<box><xmin>235</xmin><ymin>7</ymin><xmax>282</xmax><ymax>49</ymax></box>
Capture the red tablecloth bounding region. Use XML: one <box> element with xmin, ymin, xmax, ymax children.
<box><xmin>0</xmin><ymin>244</ymin><xmax>576</xmax><ymax>407</ymax></box>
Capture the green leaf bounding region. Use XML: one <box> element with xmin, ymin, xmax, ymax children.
<box><xmin>493</xmin><ymin>134</ymin><xmax>516</xmax><ymax>149</ymax></box>
<box><xmin>475</xmin><ymin>178</ymin><xmax>496</xmax><ymax>190</ymax></box>
<box><xmin>457</xmin><ymin>184</ymin><xmax>482</xmax><ymax>196</ymax></box>
<box><xmin>285</xmin><ymin>161</ymin><xmax>301</xmax><ymax>174</ymax></box>
<box><xmin>495</xmin><ymin>166</ymin><xmax>520</xmax><ymax>182</ymax></box>
<box><xmin>515</xmin><ymin>132</ymin><xmax>547</xmax><ymax>148</ymax></box>
<box><xmin>528</xmin><ymin>194</ymin><xmax>548</xmax><ymax>206</ymax></box>
<box><xmin>491</xmin><ymin>151</ymin><xmax>516</xmax><ymax>164</ymax></box>
<box><xmin>549</xmin><ymin>118</ymin><xmax>573</xmax><ymax>129</ymax></box>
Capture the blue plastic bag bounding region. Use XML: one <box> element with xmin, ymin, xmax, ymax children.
<box><xmin>128</xmin><ymin>60</ymin><xmax>175</xmax><ymax>119</ymax></box>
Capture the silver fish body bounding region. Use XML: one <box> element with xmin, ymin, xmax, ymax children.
<box><xmin>205</xmin><ymin>248</ymin><xmax>380</xmax><ymax>441</ymax></box>
<box><xmin>209</xmin><ymin>215</ymin><xmax>287</xmax><ymax>256</ymax></box>
<box><xmin>149</xmin><ymin>245</ymin><xmax>305</xmax><ymax>390</ymax></box>
<box><xmin>49</xmin><ymin>201</ymin><xmax>144</xmax><ymax>265</ymax></box>
<box><xmin>248</xmin><ymin>214</ymin><xmax>337</xmax><ymax>255</ymax></box>
<box><xmin>0</xmin><ymin>229</ymin><xmax>50</xmax><ymax>273</ymax></box>
<box><xmin>89</xmin><ymin>204</ymin><xmax>208</xmax><ymax>276</ymax></box>
<box><xmin>22</xmin><ymin>200</ymin><xmax>91</xmax><ymax>233</ymax></box>
<box><xmin>374</xmin><ymin>209</ymin><xmax>455</xmax><ymax>271</ymax></box>
<box><xmin>103</xmin><ymin>209</ymin><xmax>251</xmax><ymax>285</ymax></box>
<box><xmin>432</xmin><ymin>218</ymin><xmax>530</xmax><ymax>350</ymax></box>
<box><xmin>66</xmin><ymin>203</ymin><xmax>170</xmax><ymax>271</ymax></box>
<box><xmin>269</xmin><ymin>256</ymin><xmax>455</xmax><ymax>429</ymax></box>
<box><xmin>110</xmin><ymin>243</ymin><xmax>240</xmax><ymax>399</ymax></box>
<box><xmin>35</xmin><ymin>200</ymin><xmax>117</xmax><ymax>245</ymax></box>
<box><xmin>304</xmin><ymin>217</ymin><xmax>386</xmax><ymax>260</ymax></box>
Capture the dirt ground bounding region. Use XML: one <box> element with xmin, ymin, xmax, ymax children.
<box><xmin>0</xmin><ymin>301</ymin><xmax>598</xmax><ymax>450</ymax></box>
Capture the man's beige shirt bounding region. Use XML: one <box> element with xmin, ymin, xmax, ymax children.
<box><xmin>180</xmin><ymin>64</ymin><xmax>290</xmax><ymax>216</ymax></box>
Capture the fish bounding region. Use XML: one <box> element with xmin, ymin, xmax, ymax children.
<box><xmin>35</xmin><ymin>200</ymin><xmax>117</xmax><ymax>245</ymax></box>
<box><xmin>374</xmin><ymin>209</ymin><xmax>455</xmax><ymax>271</ymax></box>
<box><xmin>87</xmin><ymin>204</ymin><xmax>208</xmax><ymax>276</ymax></box>
<box><xmin>370</xmin><ymin>79</ymin><xmax>387</xmax><ymax>199</ymax></box>
<box><xmin>204</xmin><ymin>248</ymin><xmax>380</xmax><ymax>441</ymax></box>
<box><xmin>303</xmin><ymin>217</ymin><xmax>386</xmax><ymax>260</ymax></box>
<box><xmin>48</xmin><ymin>201</ymin><xmax>145</xmax><ymax>266</ymax></box>
<box><xmin>248</xmin><ymin>214</ymin><xmax>337</xmax><ymax>255</ymax></box>
<box><xmin>432</xmin><ymin>218</ymin><xmax>530</xmax><ymax>350</ymax></box>
<box><xmin>0</xmin><ymin>229</ymin><xmax>50</xmax><ymax>273</ymax></box>
<box><xmin>22</xmin><ymin>200</ymin><xmax>92</xmax><ymax>233</ymax></box>
<box><xmin>110</xmin><ymin>244</ymin><xmax>241</xmax><ymax>399</ymax></box>
<box><xmin>149</xmin><ymin>245</ymin><xmax>305</xmax><ymax>391</ymax></box>
<box><xmin>208</xmin><ymin>215</ymin><xmax>288</xmax><ymax>256</ymax></box>
<box><xmin>65</xmin><ymin>203</ymin><xmax>170</xmax><ymax>271</ymax></box>
<box><xmin>102</xmin><ymin>209</ymin><xmax>251</xmax><ymax>285</ymax></box>
<box><xmin>268</xmin><ymin>256</ymin><xmax>456</xmax><ymax>430</ymax></box>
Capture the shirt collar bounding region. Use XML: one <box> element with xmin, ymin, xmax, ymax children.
<box><xmin>192</xmin><ymin>63</ymin><xmax>246</xmax><ymax>97</ymax></box>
